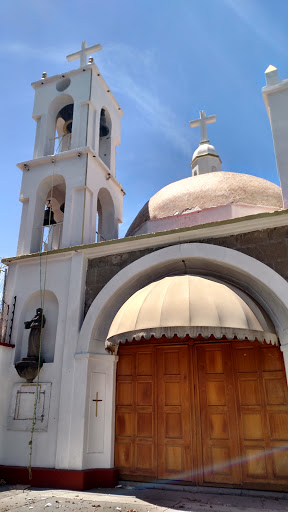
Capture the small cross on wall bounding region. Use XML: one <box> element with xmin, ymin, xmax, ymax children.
<box><xmin>66</xmin><ymin>40</ymin><xmax>102</xmax><ymax>68</ymax></box>
<box><xmin>92</xmin><ymin>391</ymin><xmax>103</xmax><ymax>417</ymax></box>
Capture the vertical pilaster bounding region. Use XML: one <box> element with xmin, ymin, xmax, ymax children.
<box><xmin>55</xmin><ymin>251</ymin><xmax>87</xmax><ymax>469</ymax></box>
<box><xmin>263</xmin><ymin>66</ymin><xmax>288</xmax><ymax>209</ymax></box>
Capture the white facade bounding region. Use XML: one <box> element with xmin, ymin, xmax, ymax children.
<box><xmin>1</xmin><ymin>51</ymin><xmax>288</xmax><ymax>489</ymax></box>
<box><xmin>2</xmin><ymin>226</ymin><xmax>288</xmax><ymax>472</ymax></box>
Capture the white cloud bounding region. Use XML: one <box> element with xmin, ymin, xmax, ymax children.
<box><xmin>98</xmin><ymin>43</ymin><xmax>191</xmax><ymax>156</ymax></box>
<box><xmin>223</xmin><ymin>0</ymin><xmax>288</xmax><ymax>54</ymax></box>
<box><xmin>0</xmin><ymin>42</ymin><xmax>66</xmax><ymax>63</ymax></box>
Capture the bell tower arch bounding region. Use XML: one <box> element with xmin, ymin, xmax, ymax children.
<box><xmin>17</xmin><ymin>41</ymin><xmax>124</xmax><ymax>256</ymax></box>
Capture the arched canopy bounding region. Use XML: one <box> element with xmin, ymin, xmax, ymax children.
<box><xmin>77</xmin><ymin>243</ymin><xmax>288</xmax><ymax>355</ymax></box>
<box><xmin>106</xmin><ymin>275</ymin><xmax>277</xmax><ymax>347</ymax></box>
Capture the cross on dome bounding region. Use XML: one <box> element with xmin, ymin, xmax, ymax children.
<box><xmin>190</xmin><ymin>110</ymin><xmax>217</xmax><ymax>143</ymax></box>
<box><xmin>66</xmin><ymin>40</ymin><xmax>102</xmax><ymax>68</ymax></box>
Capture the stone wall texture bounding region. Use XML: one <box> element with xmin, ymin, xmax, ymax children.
<box><xmin>85</xmin><ymin>225</ymin><xmax>288</xmax><ymax>316</ymax></box>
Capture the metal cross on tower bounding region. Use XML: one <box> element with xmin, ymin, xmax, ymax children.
<box><xmin>189</xmin><ymin>110</ymin><xmax>217</xmax><ymax>143</ymax></box>
<box><xmin>66</xmin><ymin>40</ymin><xmax>102</xmax><ymax>68</ymax></box>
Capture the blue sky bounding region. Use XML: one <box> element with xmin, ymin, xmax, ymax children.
<box><xmin>1</xmin><ymin>0</ymin><xmax>288</xmax><ymax>257</ymax></box>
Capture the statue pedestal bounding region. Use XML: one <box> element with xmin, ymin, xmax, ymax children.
<box><xmin>15</xmin><ymin>357</ymin><xmax>43</xmax><ymax>382</ymax></box>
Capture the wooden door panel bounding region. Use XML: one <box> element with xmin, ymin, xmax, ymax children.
<box><xmin>197</xmin><ymin>344</ymin><xmax>241</xmax><ymax>484</ymax></box>
<box><xmin>115</xmin><ymin>346</ymin><xmax>156</xmax><ymax>478</ymax></box>
<box><xmin>238</xmin><ymin>377</ymin><xmax>261</xmax><ymax>406</ymax></box>
<box><xmin>261</xmin><ymin>347</ymin><xmax>284</xmax><ymax>371</ymax></box>
<box><xmin>115</xmin><ymin>439</ymin><xmax>134</xmax><ymax>469</ymax></box>
<box><xmin>116</xmin><ymin>411</ymin><xmax>133</xmax><ymax>437</ymax></box>
<box><xmin>136</xmin><ymin>381</ymin><xmax>153</xmax><ymax>406</ymax></box>
<box><xmin>136</xmin><ymin>351</ymin><xmax>153</xmax><ymax>375</ymax></box>
<box><xmin>233</xmin><ymin>343</ymin><xmax>288</xmax><ymax>487</ymax></box>
<box><xmin>116</xmin><ymin>382</ymin><xmax>133</xmax><ymax>405</ymax></box>
<box><xmin>264</xmin><ymin>374</ymin><xmax>288</xmax><ymax>405</ymax></box>
<box><xmin>165</xmin><ymin>412</ymin><xmax>183</xmax><ymax>438</ymax></box>
<box><xmin>209</xmin><ymin>412</ymin><xmax>229</xmax><ymax>440</ymax></box>
<box><xmin>115</xmin><ymin>340</ymin><xmax>288</xmax><ymax>489</ymax></box>
<box><xmin>233</xmin><ymin>344</ymin><xmax>272</xmax><ymax>483</ymax></box>
<box><xmin>157</xmin><ymin>346</ymin><xmax>192</xmax><ymax>480</ymax></box>
<box><xmin>205</xmin><ymin>349</ymin><xmax>224</xmax><ymax>374</ymax></box>
<box><xmin>235</xmin><ymin>346</ymin><xmax>258</xmax><ymax>373</ymax></box>
<box><xmin>136</xmin><ymin>412</ymin><xmax>153</xmax><ymax>437</ymax></box>
<box><xmin>165</xmin><ymin>445</ymin><xmax>185</xmax><ymax>473</ymax></box>
<box><xmin>268</xmin><ymin>412</ymin><xmax>288</xmax><ymax>440</ymax></box>
<box><xmin>117</xmin><ymin>353</ymin><xmax>134</xmax><ymax>376</ymax></box>
<box><xmin>242</xmin><ymin>412</ymin><xmax>264</xmax><ymax>440</ymax></box>
<box><xmin>135</xmin><ymin>442</ymin><xmax>154</xmax><ymax>471</ymax></box>
<box><xmin>272</xmin><ymin>446</ymin><xmax>288</xmax><ymax>478</ymax></box>
<box><xmin>163</xmin><ymin>350</ymin><xmax>181</xmax><ymax>374</ymax></box>
<box><xmin>210</xmin><ymin>446</ymin><xmax>234</xmax><ymax>477</ymax></box>
<box><xmin>206</xmin><ymin>380</ymin><xmax>226</xmax><ymax>405</ymax></box>
<box><xmin>164</xmin><ymin>381</ymin><xmax>181</xmax><ymax>405</ymax></box>
<box><xmin>244</xmin><ymin>447</ymin><xmax>268</xmax><ymax>478</ymax></box>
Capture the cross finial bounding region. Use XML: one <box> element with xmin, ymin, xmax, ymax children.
<box><xmin>66</xmin><ymin>40</ymin><xmax>102</xmax><ymax>68</ymax></box>
<box><xmin>189</xmin><ymin>110</ymin><xmax>217</xmax><ymax>143</ymax></box>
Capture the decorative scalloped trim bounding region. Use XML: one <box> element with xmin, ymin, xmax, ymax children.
<box><xmin>106</xmin><ymin>326</ymin><xmax>278</xmax><ymax>351</ymax></box>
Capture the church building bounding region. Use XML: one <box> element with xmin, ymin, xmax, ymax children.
<box><xmin>0</xmin><ymin>43</ymin><xmax>288</xmax><ymax>491</ymax></box>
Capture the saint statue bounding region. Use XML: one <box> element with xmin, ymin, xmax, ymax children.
<box><xmin>25</xmin><ymin>308</ymin><xmax>46</xmax><ymax>359</ymax></box>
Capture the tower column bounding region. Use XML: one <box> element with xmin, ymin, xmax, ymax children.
<box><xmin>263</xmin><ymin>65</ymin><xmax>288</xmax><ymax>208</ymax></box>
<box><xmin>68</xmin><ymin>186</ymin><xmax>93</xmax><ymax>247</ymax></box>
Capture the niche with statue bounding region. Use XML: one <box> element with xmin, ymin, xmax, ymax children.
<box><xmin>14</xmin><ymin>290</ymin><xmax>58</xmax><ymax>382</ymax></box>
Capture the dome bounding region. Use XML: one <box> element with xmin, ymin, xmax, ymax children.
<box><xmin>192</xmin><ymin>142</ymin><xmax>220</xmax><ymax>160</ymax></box>
<box><xmin>126</xmin><ymin>172</ymin><xmax>282</xmax><ymax>237</ymax></box>
<box><xmin>106</xmin><ymin>275</ymin><xmax>277</xmax><ymax>347</ymax></box>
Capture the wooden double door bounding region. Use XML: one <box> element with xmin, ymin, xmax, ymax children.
<box><xmin>115</xmin><ymin>341</ymin><xmax>288</xmax><ymax>489</ymax></box>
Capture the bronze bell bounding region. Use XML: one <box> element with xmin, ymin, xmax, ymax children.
<box><xmin>43</xmin><ymin>205</ymin><xmax>56</xmax><ymax>226</ymax></box>
<box><xmin>100</xmin><ymin>108</ymin><xmax>109</xmax><ymax>137</ymax></box>
<box><xmin>57</xmin><ymin>104</ymin><xmax>74</xmax><ymax>134</ymax></box>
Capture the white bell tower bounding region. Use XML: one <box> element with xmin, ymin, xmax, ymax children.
<box><xmin>17</xmin><ymin>41</ymin><xmax>124</xmax><ymax>256</ymax></box>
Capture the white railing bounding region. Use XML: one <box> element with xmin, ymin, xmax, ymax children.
<box><xmin>40</xmin><ymin>223</ymin><xmax>63</xmax><ymax>252</ymax></box>
<box><xmin>48</xmin><ymin>133</ymin><xmax>72</xmax><ymax>155</ymax></box>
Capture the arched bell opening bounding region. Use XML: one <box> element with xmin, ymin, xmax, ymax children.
<box><xmin>45</xmin><ymin>94</ymin><xmax>74</xmax><ymax>155</ymax></box>
<box><xmin>31</xmin><ymin>174</ymin><xmax>66</xmax><ymax>253</ymax></box>
<box><xmin>42</xmin><ymin>179</ymin><xmax>66</xmax><ymax>251</ymax></box>
<box><xmin>55</xmin><ymin>103</ymin><xmax>74</xmax><ymax>152</ymax></box>
<box><xmin>99</xmin><ymin>107</ymin><xmax>112</xmax><ymax>169</ymax></box>
<box><xmin>95</xmin><ymin>188</ymin><xmax>116</xmax><ymax>242</ymax></box>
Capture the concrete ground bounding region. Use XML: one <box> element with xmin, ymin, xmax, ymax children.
<box><xmin>1</xmin><ymin>482</ymin><xmax>288</xmax><ymax>512</ymax></box>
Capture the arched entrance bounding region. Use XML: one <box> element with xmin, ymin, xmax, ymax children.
<box><xmin>75</xmin><ymin>244</ymin><xmax>288</xmax><ymax>478</ymax></box>
<box><xmin>115</xmin><ymin>337</ymin><xmax>288</xmax><ymax>490</ymax></box>
<box><xmin>110</xmin><ymin>275</ymin><xmax>288</xmax><ymax>490</ymax></box>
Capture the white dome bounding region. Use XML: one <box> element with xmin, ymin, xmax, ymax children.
<box><xmin>106</xmin><ymin>276</ymin><xmax>277</xmax><ymax>346</ymax></box>
<box><xmin>192</xmin><ymin>142</ymin><xmax>219</xmax><ymax>161</ymax></box>
<box><xmin>125</xmin><ymin>172</ymin><xmax>282</xmax><ymax>237</ymax></box>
